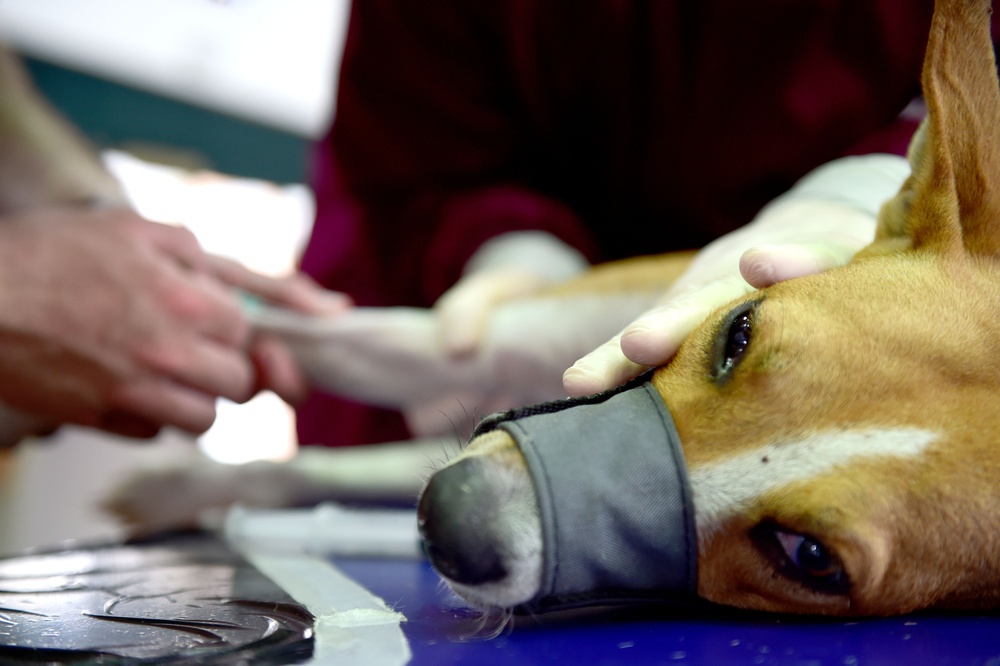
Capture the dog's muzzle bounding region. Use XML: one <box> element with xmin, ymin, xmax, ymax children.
<box><xmin>472</xmin><ymin>374</ymin><xmax>697</xmax><ymax>613</ymax></box>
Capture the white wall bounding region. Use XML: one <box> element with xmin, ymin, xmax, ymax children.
<box><xmin>0</xmin><ymin>0</ymin><xmax>349</xmax><ymax>137</ymax></box>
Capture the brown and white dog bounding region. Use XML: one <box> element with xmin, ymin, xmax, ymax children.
<box><xmin>415</xmin><ymin>0</ymin><xmax>1000</xmax><ymax>617</ymax></box>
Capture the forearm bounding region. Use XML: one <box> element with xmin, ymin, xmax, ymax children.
<box><xmin>669</xmin><ymin>154</ymin><xmax>911</xmax><ymax>297</ymax></box>
<box><xmin>0</xmin><ymin>44</ymin><xmax>126</xmax><ymax>214</ymax></box>
<box><xmin>750</xmin><ymin>153</ymin><xmax>911</xmax><ymax>231</ymax></box>
<box><xmin>326</xmin><ymin>1</ymin><xmax>598</xmax><ymax>303</ymax></box>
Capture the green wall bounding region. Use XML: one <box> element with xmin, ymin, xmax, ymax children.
<box><xmin>25</xmin><ymin>57</ymin><xmax>311</xmax><ymax>184</ymax></box>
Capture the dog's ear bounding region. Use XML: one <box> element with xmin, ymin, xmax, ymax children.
<box><xmin>873</xmin><ymin>0</ymin><xmax>1000</xmax><ymax>259</ymax></box>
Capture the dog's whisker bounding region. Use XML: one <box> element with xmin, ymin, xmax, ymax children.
<box><xmin>418</xmin><ymin>452</ymin><xmax>445</xmax><ymax>475</ymax></box>
<box><xmin>450</xmin><ymin>606</ymin><xmax>512</xmax><ymax>642</ymax></box>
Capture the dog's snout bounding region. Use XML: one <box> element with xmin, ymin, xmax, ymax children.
<box><xmin>418</xmin><ymin>457</ymin><xmax>508</xmax><ymax>586</ymax></box>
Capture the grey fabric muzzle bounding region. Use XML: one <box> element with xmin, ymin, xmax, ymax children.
<box><xmin>472</xmin><ymin>374</ymin><xmax>698</xmax><ymax>614</ymax></box>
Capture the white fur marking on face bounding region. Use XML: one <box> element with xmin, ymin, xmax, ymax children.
<box><xmin>689</xmin><ymin>428</ymin><xmax>938</xmax><ymax>539</ymax></box>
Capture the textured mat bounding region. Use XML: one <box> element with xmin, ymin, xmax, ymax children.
<box><xmin>0</xmin><ymin>532</ymin><xmax>314</xmax><ymax>664</ymax></box>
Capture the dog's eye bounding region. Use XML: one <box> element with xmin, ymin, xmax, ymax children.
<box><xmin>773</xmin><ymin>530</ymin><xmax>850</xmax><ymax>594</ymax></box>
<box><xmin>724</xmin><ymin>313</ymin><xmax>752</xmax><ymax>369</ymax></box>
<box><xmin>712</xmin><ymin>301</ymin><xmax>758</xmax><ymax>381</ymax></box>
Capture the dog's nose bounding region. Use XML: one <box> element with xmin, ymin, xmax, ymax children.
<box><xmin>417</xmin><ymin>457</ymin><xmax>507</xmax><ymax>585</ymax></box>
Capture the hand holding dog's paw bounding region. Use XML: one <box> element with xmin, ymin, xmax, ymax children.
<box><xmin>435</xmin><ymin>268</ymin><xmax>552</xmax><ymax>356</ymax></box>
<box><xmin>229</xmin><ymin>267</ymin><xmax>352</xmax><ymax>405</ymax></box>
<box><xmin>0</xmin><ymin>208</ymin><xmax>269</xmax><ymax>437</ymax></box>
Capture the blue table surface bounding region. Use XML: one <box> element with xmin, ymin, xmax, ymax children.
<box><xmin>335</xmin><ymin>558</ymin><xmax>1000</xmax><ymax>666</ymax></box>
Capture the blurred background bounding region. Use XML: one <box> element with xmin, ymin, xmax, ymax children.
<box><xmin>0</xmin><ymin>0</ymin><xmax>350</xmax><ymax>552</ymax></box>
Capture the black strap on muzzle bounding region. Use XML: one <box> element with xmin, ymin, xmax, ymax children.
<box><xmin>473</xmin><ymin>373</ymin><xmax>698</xmax><ymax>614</ymax></box>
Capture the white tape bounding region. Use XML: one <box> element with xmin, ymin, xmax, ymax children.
<box><xmin>242</xmin><ymin>548</ymin><xmax>412</xmax><ymax>666</ymax></box>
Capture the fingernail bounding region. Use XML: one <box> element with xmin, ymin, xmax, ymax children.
<box><xmin>311</xmin><ymin>290</ymin><xmax>352</xmax><ymax>314</ymax></box>
<box><xmin>739</xmin><ymin>247</ymin><xmax>781</xmax><ymax>287</ymax></box>
<box><xmin>563</xmin><ymin>364</ymin><xmax>601</xmax><ymax>397</ymax></box>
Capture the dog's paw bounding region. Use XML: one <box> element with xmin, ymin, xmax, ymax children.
<box><xmin>102</xmin><ymin>458</ymin><xmax>311</xmax><ymax>534</ymax></box>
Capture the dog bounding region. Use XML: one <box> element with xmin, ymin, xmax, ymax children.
<box><xmin>106</xmin><ymin>0</ymin><xmax>999</xmax><ymax>619</ymax></box>
<box><xmin>415</xmin><ymin>0</ymin><xmax>1000</xmax><ymax>617</ymax></box>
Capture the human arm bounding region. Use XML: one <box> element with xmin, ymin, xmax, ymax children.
<box><xmin>0</xmin><ymin>43</ymin><xmax>127</xmax><ymax>212</ymax></box>
<box><xmin>0</xmin><ymin>46</ymin><xmax>345</xmax><ymax>438</ymax></box>
<box><xmin>563</xmin><ymin>153</ymin><xmax>913</xmax><ymax>395</ymax></box>
<box><xmin>312</xmin><ymin>1</ymin><xmax>599</xmax><ymax>310</ymax></box>
<box><xmin>0</xmin><ymin>206</ymin><xmax>347</xmax><ymax>438</ymax></box>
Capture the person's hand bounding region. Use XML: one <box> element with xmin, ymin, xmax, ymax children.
<box><xmin>0</xmin><ymin>206</ymin><xmax>310</xmax><ymax>437</ymax></box>
<box><xmin>399</xmin><ymin>231</ymin><xmax>589</xmax><ymax>435</ymax></box>
<box><xmin>563</xmin><ymin>154</ymin><xmax>912</xmax><ymax>396</ymax></box>
<box><xmin>207</xmin><ymin>255</ymin><xmax>351</xmax><ymax>405</ymax></box>
<box><xmin>434</xmin><ymin>231</ymin><xmax>588</xmax><ymax>354</ymax></box>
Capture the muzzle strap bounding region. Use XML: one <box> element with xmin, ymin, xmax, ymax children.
<box><xmin>476</xmin><ymin>378</ymin><xmax>697</xmax><ymax>613</ymax></box>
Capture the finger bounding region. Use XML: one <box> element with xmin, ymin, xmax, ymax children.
<box><xmin>135</xmin><ymin>335</ymin><xmax>255</xmax><ymax>404</ymax></box>
<box><xmin>436</xmin><ymin>271</ymin><xmax>544</xmax><ymax>355</ymax></box>
<box><xmin>563</xmin><ymin>335</ymin><xmax>648</xmax><ymax>397</ymax></box>
<box><xmin>162</xmin><ymin>270</ymin><xmax>252</xmax><ymax>347</ymax></box>
<box><xmin>740</xmin><ymin>242</ymin><xmax>861</xmax><ymax>288</ymax></box>
<box><xmin>208</xmin><ymin>255</ymin><xmax>352</xmax><ymax>315</ymax></box>
<box><xmin>139</xmin><ymin>220</ymin><xmax>211</xmax><ymax>273</ymax></box>
<box><xmin>131</xmin><ymin>224</ymin><xmax>253</xmax><ymax>346</ymax></box>
<box><xmin>110</xmin><ymin>379</ymin><xmax>219</xmax><ymax>434</ymax></box>
<box><xmin>249</xmin><ymin>334</ymin><xmax>310</xmax><ymax>404</ymax></box>
<box><xmin>619</xmin><ymin>275</ymin><xmax>753</xmax><ymax>366</ymax></box>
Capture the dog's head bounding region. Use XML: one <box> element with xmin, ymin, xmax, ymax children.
<box><xmin>418</xmin><ymin>0</ymin><xmax>1000</xmax><ymax>616</ymax></box>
